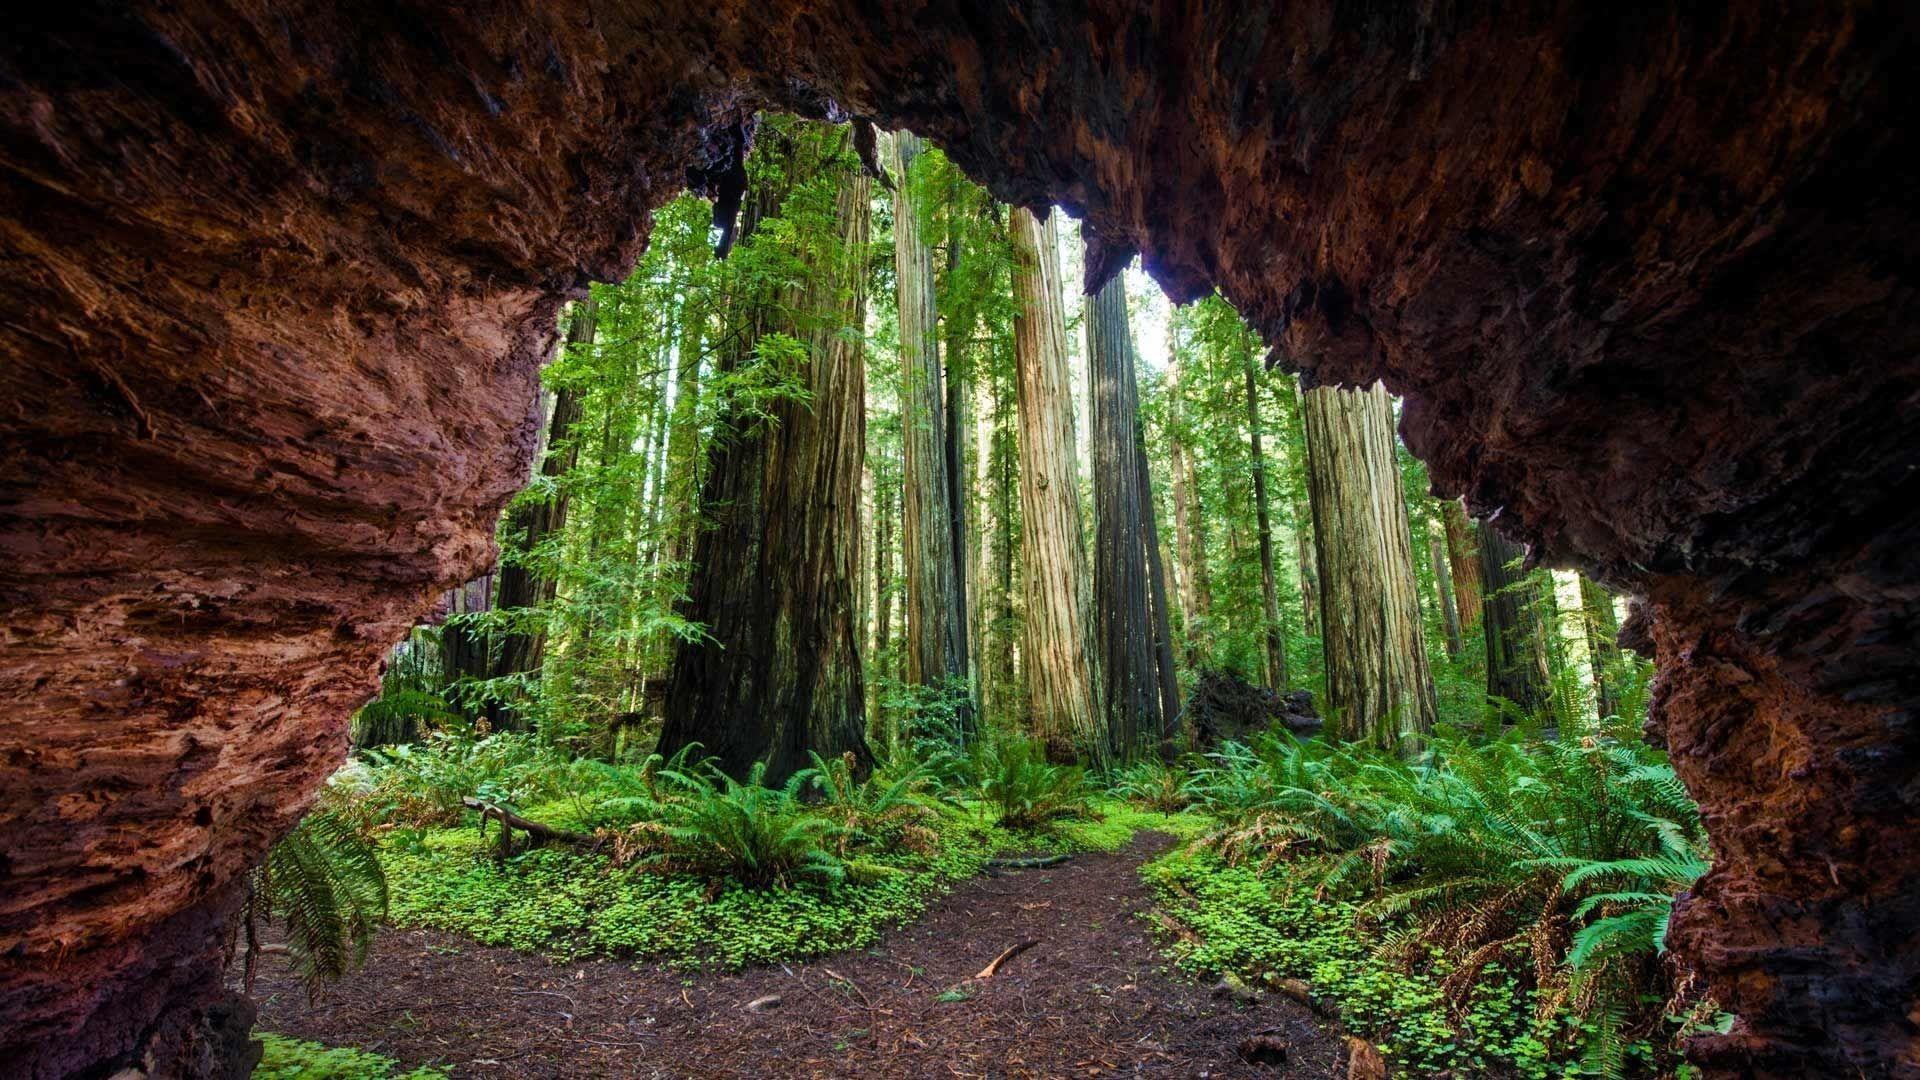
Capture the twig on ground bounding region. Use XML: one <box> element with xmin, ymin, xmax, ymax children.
<box><xmin>975</xmin><ymin>939</ymin><xmax>1040</xmax><ymax>979</ymax></box>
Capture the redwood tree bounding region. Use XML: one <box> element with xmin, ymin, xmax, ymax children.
<box><xmin>1008</xmin><ymin>207</ymin><xmax>1101</xmax><ymax>759</ymax></box>
<box><xmin>892</xmin><ymin>133</ymin><xmax>972</xmax><ymax>732</ymax></box>
<box><xmin>660</xmin><ymin>126</ymin><xmax>873</xmax><ymax>781</ymax></box>
<box><xmin>1479</xmin><ymin>526</ymin><xmax>1553</xmax><ymax>722</ymax></box>
<box><xmin>1086</xmin><ymin>266</ymin><xmax>1171</xmax><ymax>758</ymax></box>
<box><xmin>1302</xmin><ymin>380</ymin><xmax>1438</xmax><ymax>752</ymax></box>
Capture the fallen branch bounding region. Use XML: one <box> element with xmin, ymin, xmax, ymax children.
<box><xmin>463</xmin><ymin>797</ymin><xmax>592</xmax><ymax>861</ymax></box>
<box><xmin>985</xmin><ymin>854</ymin><xmax>1071</xmax><ymax>870</ymax></box>
<box><xmin>975</xmin><ymin>939</ymin><xmax>1039</xmax><ymax>979</ymax></box>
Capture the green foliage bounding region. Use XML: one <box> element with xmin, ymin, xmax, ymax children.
<box><xmin>356</xmin><ymin>729</ymin><xmax>571</xmax><ymax>828</ymax></box>
<box><xmin>349</xmin><ymin>689</ymin><xmax>458</xmax><ymax>749</ymax></box>
<box><xmin>1165</xmin><ymin>725</ymin><xmax>1710</xmax><ymax>1077</ymax></box>
<box><xmin>1109</xmin><ymin>756</ymin><xmax>1201</xmax><ymax>815</ymax></box>
<box><xmin>254</xmin><ymin>1033</ymin><xmax>446</xmax><ymax>1080</ymax></box>
<box><xmin>974</xmin><ymin>738</ymin><xmax>1093</xmax><ymax>830</ymax></box>
<box><xmin>630</xmin><ymin>761</ymin><xmax>855</xmax><ymax>889</ymax></box>
<box><xmin>244</xmin><ymin>812</ymin><xmax>387</xmax><ymax>992</ymax></box>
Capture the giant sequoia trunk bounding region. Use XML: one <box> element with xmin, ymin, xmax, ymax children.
<box><xmin>7</xmin><ymin>7</ymin><xmax>1920</xmax><ymax>1077</ymax></box>
<box><xmin>1009</xmin><ymin>208</ymin><xmax>1101</xmax><ymax>759</ymax></box>
<box><xmin>1301</xmin><ymin>382</ymin><xmax>1437</xmax><ymax>751</ymax></box>
<box><xmin>1428</xmin><ymin>528</ymin><xmax>1463</xmax><ymax>658</ymax></box>
<box><xmin>658</xmin><ymin>131</ymin><xmax>873</xmax><ymax>782</ymax></box>
<box><xmin>1087</xmin><ymin>269</ymin><xmax>1168</xmax><ymax>759</ymax></box>
<box><xmin>1478</xmin><ymin>527</ymin><xmax>1555</xmax><ymax>722</ymax></box>
<box><xmin>891</xmin><ymin>133</ymin><xmax>972</xmax><ymax>730</ymax></box>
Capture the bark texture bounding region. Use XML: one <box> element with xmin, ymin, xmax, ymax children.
<box><xmin>1440</xmin><ymin>498</ymin><xmax>1484</xmax><ymax>631</ymax></box>
<box><xmin>4</xmin><ymin>4</ymin><xmax>1919</xmax><ymax>1075</ymax></box>
<box><xmin>1479</xmin><ymin>526</ymin><xmax>1554</xmax><ymax>721</ymax></box>
<box><xmin>658</xmin><ymin>133</ymin><xmax>873</xmax><ymax>783</ymax></box>
<box><xmin>1009</xmin><ymin>208</ymin><xmax>1100</xmax><ymax>760</ymax></box>
<box><xmin>892</xmin><ymin>132</ymin><xmax>970</xmax><ymax>720</ymax></box>
<box><xmin>1244</xmin><ymin>361</ymin><xmax>1290</xmax><ymax>689</ymax></box>
<box><xmin>1087</xmin><ymin>270</ymin><xmax>1166</xmax><ymax>758</ymax></box>
<box><xmin>1302</xmin><ymin>382</ymin><xmax>1438</xmax><ymax>751</ymax></box>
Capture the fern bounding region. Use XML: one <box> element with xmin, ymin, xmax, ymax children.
<box><xmin>244</xmin><ymin>811</ymin><xmax>388</xmax><ymax>993</ymax></box>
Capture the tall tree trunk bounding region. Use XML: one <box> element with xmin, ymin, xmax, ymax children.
<box><xmin>943</xmin><ymin>179</ymin><xmax>978</xmax><ymax>707</ymax></box>
<box><xmin>1429</xmin><ymin>528</ymin><xmax>1463</xmax><ymax>658</ymax></box>
<box><xmin>986</xmin><ymin>372</ymin><xmax>1021</xmax><ymax>724</ymax></box>
<box><xmin>1289</xmin><ymin>382</ymin><xmax>1320</xmax><ymax>637</ymax></box>
<box><xmin>1478</xmin><ymin>526</ymin><xmax>1553</xmax><ymax>722</ymax></box>
<box><xmin>1302</xmin><ymin>381</ymin><xmax>1438</xmax><ymax>752</ymax></box>
<box><xmin>1135</xmin><ymin>416</ymin><xmax>1182</xmax><ymax>746</ymax></box>
<box><xmin>660</xmin><ymin>130</ymin><xmax>872</xmax><ymax>782</ymax></box>
<box><xmin>873</xmin><ymin>471</ymin><xmax>895</xmax><ymax>694</ymax></box>
<box><xmin>1008</xmin><ymin>207</ymin><xmax>1101</xmax><ymax>759</ymax></box>
<box><xmin>1245</xmin><ymin>361</ymin><xmax>1289</xmax><ymax>689</ymax></box>
<box><xmin>1167</xmin><ymin>340</ymin><xmax>1211</xmax><ymax>666</ymax></box>
<box><xmin>482</xmin><ymin>296</ymin><xmax>596</xmax><ymax>727</ymax></box>
<box><xmin>1441</xmin><ymin>498</ymin><xmax>1484</xmax><ymax>630</ymax></box>
<box><xmin>1087</xmin><ymin>266</ymin><xmax>1164</xmax><ymax>759</ymax></box>
<box><xmin>1579</xmin><ymin>575</ymin><xmax>1623</xmax><ymax>721</ymax></box>
<box><xmin>892</xmin><ymin>132</ymin><xmax>972</xmax><ymax>735</ymax></box>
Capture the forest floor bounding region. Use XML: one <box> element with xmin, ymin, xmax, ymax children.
<box><xmin>243</xmin><ymin>831</ymin><xmax>1351</xmax><ymax>1078</ymax></box>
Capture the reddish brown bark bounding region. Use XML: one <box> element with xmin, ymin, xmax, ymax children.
<box><xmin>3</xmin><ymin>5</ymin><xmax>1918</xmax><ymax>1075</ymax></box>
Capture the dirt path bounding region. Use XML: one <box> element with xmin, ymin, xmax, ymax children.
<box><xmin>244</xmin><ymin>832</ymin><xmax>1347</xmax><ymax>1078</ymax></box>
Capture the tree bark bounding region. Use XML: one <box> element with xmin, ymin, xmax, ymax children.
<box><xmin>1429</xmin><ymin>527</ymin><xmax>1463</xmax><ymax>658</ymax></box>
<box><xmin>1579</xmin><ymin>575</ymin><xmax>1623</xmax><ymax>721</ymax></box>
<box><xmin>1441</xmin><ymin>498</ymin><xmax>1484</xmax><ymax>630</ymax></box>
<box><xmin>1167</xmin><ymin>339</ymin><xmax>1211</xmax><ymax>666</ymax></box>
<box><xmin>1302</xmin><ymin>381</ymin><xmax>1438</xmax><ymax>752</ymax></box>
<box><xmin>1245</xmin><ymin>361</ymin><xmax>1289</xmax><ymax>689</ymax></box>
<box><xmin>1478</xmin><ymin>526</ymin><xmax>1553</xmax><ymax>721</ymax></box>
<box><xmin>892</xmin><ymin>132</ymin><xmax>972</xmax><ymax>734</ymax></box>
<box><xmin>1087</xmin><ymin>266</ymin><xmax>1165</xmax><ymax>759</ymax></box>
<box><xmin>1008</xmin><ymin>207</ymin><xmax>1101</xmax><ymax>760</ymax></box>
<box><xmin>660</xmin><ymin>129</ymin><xmax>873</xmax><ymax>782</ymax></box>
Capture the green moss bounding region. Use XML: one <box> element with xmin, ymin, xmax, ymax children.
<box><xmin>254</xmin><ymin>1033</ymin><xmax>447</xmax><ymax>1080</ymax></box>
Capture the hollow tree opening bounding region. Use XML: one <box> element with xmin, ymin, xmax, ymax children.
<box><xmin>2</xmin><ymin>3</ymin><xmax>1917</xmax><ymax>1077</ymax></box>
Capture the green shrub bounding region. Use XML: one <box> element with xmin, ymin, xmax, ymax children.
<box><xmin>358</xmin><ymin>729</ymin><xmax>569</xmax><ymax>827</ymax></box>
<box><xmin>975</xmin><ymin>739</ymin><xmax>1092</xmax><ymax>830</ymax></box>
<box><xmin>627</xmin><ymin>761</ymin><xmax>853</xmax><ymax>888</ymax></box>
<box><xmin>1177</xmin><ymin>723</ymin><xmax>1712</xmax><ymax>1077</ymax></box>
<box><xmin>1109</xmin><ymin>756</ymin><xmax>1201</xmax><ymax>815</ymax></box>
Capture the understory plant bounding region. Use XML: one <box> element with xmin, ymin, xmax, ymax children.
<box><xmin>1173</xmin><ymin>722</ymin><xmax>1711</xmax><ymax>1077</ymax></box>
<box><xmin>975</xmin><ymin>737</ymin><xmax>1093</xmax><ymax>830</ymax></box>
<box><xmin>620</xmin><ymin>760</ymin><xmax>857</xmax><ymax>888</ymax></box>
<box><xmin>241</xmin><ymin>810</ymin><xmax>388</xmax><ymax>993</ymax></box>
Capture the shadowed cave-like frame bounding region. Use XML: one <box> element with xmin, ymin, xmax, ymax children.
<box><xmin>1</xmin><ymin>2</ymin><xmax>1918</xmax><ymax>1077</ymax></box>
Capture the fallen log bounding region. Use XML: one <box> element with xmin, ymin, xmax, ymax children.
<box><xmin>985</xmin><ymin>853</ymin><xmax>1071</xmax><ymax>869</ymax></box>
<box><xmin>462</xmin><ymin>796</ymin><xmax>592</xmax><ymax>861</ymax></box>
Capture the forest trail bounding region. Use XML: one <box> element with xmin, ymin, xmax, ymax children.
<box><xmin>246</xmin><ymin>832</ymin><xmax>1348</xmax><ymax>1078</ymax></box>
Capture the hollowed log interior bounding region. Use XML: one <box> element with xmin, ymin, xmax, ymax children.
<box><xmin>1</xmin><ymin>3</ymin><xmax>1916</xmax><ymax>1076</ymax></box>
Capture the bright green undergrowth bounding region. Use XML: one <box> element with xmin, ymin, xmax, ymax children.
<box><xmin>1142</xmin><ymin>725</ymin><xmax>1720</xmax><ymax>1079</ymax></box>
<box><xmin>341</xmin><ymin>732</ymin><xmax>1146</xmax><ymax>970</ymax></box>
<box><xmin>254</xmin><ymin>1033</ymin><xmax>447</xmax><ymax>1080</ymax></box>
